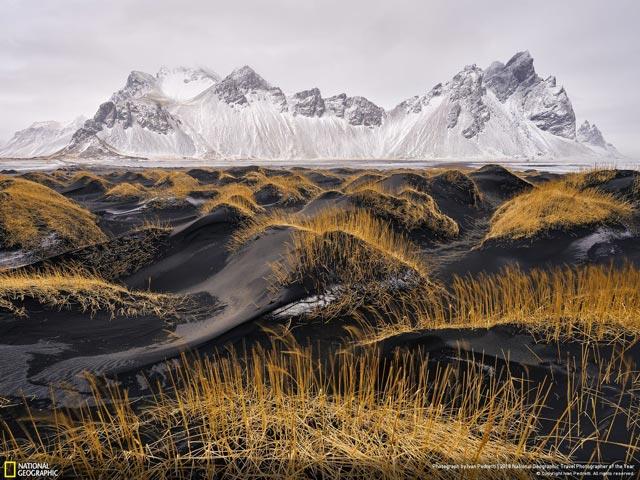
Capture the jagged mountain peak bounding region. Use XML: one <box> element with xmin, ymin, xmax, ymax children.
<box><xmin>289</xmin><ymin>88</ymin><xmax>325</xmax><ymax>118</ymax></box>
<box><xmin>211</xmin><ymin>65</ymin><xmax>277</xmax><ymax>107</ymax></box>
<box><xmin>156</xmin><ymin>65</ymin><xmax>219</xmax><ymax>80</ymax></box>
<box><xmin>124</xmin><ymin>71</ymin><xmax>156</xmax><ymax>94</ymax></box>
<box><xmin>29</xmin><ymin>120</ymin><xmax>64</xmax><ymax>130</ymax></box>
<box><xmin>504</xmin><ymin>50</ymin><xmax>537</xmax><ymax>81</ymax></box>
<box><xmin>485</xmin><ymin>50</ymin><xmax>540</xmax><ymax>102</ymax></box>
<box><xmin>577</xmin><ymin>120</ymin><xmax>606</xmax><ymax>147</ymax></box>
<box><xmin>575</xmin><ymin>120</ymin><xmax>621</xmax><ymax>157</ymax></box>
<box><xmin>226</xmin><ymin>65</ymin><xmax>271</xmax><ymax>91</ymax></box>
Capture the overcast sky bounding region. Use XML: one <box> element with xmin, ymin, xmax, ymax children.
<box><xmin>1</xmin><ymin>0</ymin><xmax>638</xmax><ymax>156</ymax></box>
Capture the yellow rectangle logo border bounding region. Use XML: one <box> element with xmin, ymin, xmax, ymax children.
<box><xmin>4</xmin><ymin>461</ymin><xmax>17</xmax><ymax>479</ymax></box>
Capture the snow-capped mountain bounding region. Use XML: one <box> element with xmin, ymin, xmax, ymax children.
<box><xmin>0</xmin><ymin>116</ymin><xmax>86</xmax><ymax>158</ymax></box>
<box><xmin>576</xmin><ymin>120</ymin><xmax>621</xmax><ymax>157</ymax></box>
<box><xmin>0</xmin><ymin>53</ymin><xmax>623</xmax><ymax>160</ymax></box>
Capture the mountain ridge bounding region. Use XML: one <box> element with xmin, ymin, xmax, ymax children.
<box><xmin>0</xmin><ymin>53</ymin><xmax>623</xmax><ymax>161</ymax></box>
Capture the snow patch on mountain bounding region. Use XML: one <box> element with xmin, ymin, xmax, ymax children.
<box><xmin>156</xmin><ymin>66</ymin><xmax>219</xmax><ymax>101</ymax></box>
<box><xmin>0</xmin><ymin>117</ymin><xmax>87</xmax><ymax>158</ymax></box>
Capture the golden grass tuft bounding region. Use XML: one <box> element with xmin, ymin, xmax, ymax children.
<box><xmin>1</xmin><ymin>345</ymin><xmax>566</xmax><ymax>478</ymax></box>
<box><xmin>565</xmin><ymin>168</ymin><xmax>619</xmax><ymax>191</ymax></box>
<box><xmin>201</xmin><ymin>184</ymin><xmax>264</xmax><ymax>217</ymax></box>
<box><xmin>347</xmin><ymin>186</ymin><xmax>459</xmax><ymax>238</ymax></box>
<box><xmin>151</xmin><ymin>171</ymin><xmax>202</xmax><ymax>199</ymax></box>
<box><xmin>0</xmin><ymin>176</ymin><xmax>107</xmax><ymax>251</ymax></box>
<box><xmin>0</xmin><ymin>268</ymin><xmax>183</xmax><ymax>318</ymax></box>
<box><xmin>232</xmin><ymin>208</ymin><xmax>425</xmax><ymax>274</ymax></box>
<box><xmin>245</xmin><ymin>171</ymin><xmax>322</xmax><ymax>204</ymax></box>
<box><xmin>342</xmin><ymin>172</ymin><xmax>385</xmax><ymax>193</ymax></box>
<box><xmin>233</xmin><ymin>207</ymin><xmax>434</xmax><ymax>319</ymax></box>
<box><xmin>67</xmin><ymin>171</ymin><xmax>111</xmax><ymax>189</ymax></box>
<box><xmin>486</xmin><ymin>180</ymin><xmax>632</xmax><ymax>241</ymax></box>
<box><xmin>352</xmin><ymin>263</ymin><xmax>640</xmax><ymax>344</ymax></box>
<box><xmin>105</xmin><ymin>182</ymin><xmax>149</xmax><ymax>201</ymax></box>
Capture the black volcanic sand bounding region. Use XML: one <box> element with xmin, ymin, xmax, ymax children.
<box><xmin>1</xmin><ymin>165</ymin><xmax>640</xmax><ymax>468</ymax></box>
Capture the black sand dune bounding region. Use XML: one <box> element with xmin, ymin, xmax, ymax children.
<box><xmin>0</xmin><ymin>224</ymin><xmax>307</xmax><ymax>399</ymax></box>
<box><xmin>1</xmin><ymin>165</ymin><xmax>639</xmax><ymax>476</ymax></box>
<box><xmin>1</xmin><ymin>165</ymin><xmax>639</xmax><ymax>401</ymax></box>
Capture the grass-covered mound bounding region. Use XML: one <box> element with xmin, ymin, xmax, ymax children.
<box><xmin>105</xmin><ymin>171</ymin><xmax>217</xmax><ymax>205</ymax></box>
<box><xmin>469</xmin><ymin>164</ymin><xmax>534</xmax><ymax>201</ymax></box>
<box><xmin>37</xmin><ymin>225</ymin><xmax>171</xmax><ymax>281</ymax></box>
<box><xmin>485</xmin><ymin>181</ymin><xmax>632</xmax><ymax>242</ymax></box>
<box><xmin>0</xmin><ymin>268</ymin><xmax>182</xmax><ymax>318</ymax></box>
<box><xmin>0</xmin><ymin>176</ymin><xmax>107</xmax><ymax>251</ymax></box>
<box><xmin>342</xmin><ymin>172</ymin><xmax>385</xmax><ymax>192</ymax></box>
<box><xmin>243</xmin><ymin>171</ymin><xmax>321</xmax><ymax>205</ymax></box>
<box><xmin>200</xmin><ymin>184</ymin><xmax>264</xmax><ymax>220</ymax></box>
<box><xmin>65</xmin><ymin>171</ymin><xmax>112</xmax><ymax>194</ymax></box>
<box><xmin>18</xmin><ymin>171</ymin><xmax>66</xmax><ymax>190</ymax></box>
<box><xmin>346</xmin><ymin>186</ymin><xmax>459</xmax><ymax>239</ymax></box>
<box><xmin>105</xmin><ymin>182</ymin><xmax>149</xmax><ymax>201</ymax></box>
<box><xmin>232</xmin><ymin>207</ymin><xmax>436</xmax><ymax>319</ymax></box>
<box><xmin>566</xmin><ymin>168</ymin><xmax>640</xmax><ymax>202</ymax></box>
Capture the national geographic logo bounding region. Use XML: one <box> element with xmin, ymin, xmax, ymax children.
<box><xmin>3</xmin><ymin>461</ymin><xmax>59</xmax><ymax>478</ymax></box>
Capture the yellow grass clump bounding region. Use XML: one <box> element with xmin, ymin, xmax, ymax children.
<box><xmin>0</xmin><ymin>268</ymin><xmax>184</xmax><ymax>318</ymax></box>
<box><xmin>105</xmin><ymin>182</ymin><xmax>149</xmax><ymax>201</ymax></box>
<box><xmin>1</xmin><ymin>345</ymin><xmax>567</xmax><ymax>478</ymax></box>
<box><xmin>244</xmin><ymin>171</ymin><xmax>322</xmax><ymax>204</ymax></box>
<box><xmin>353</xmin><ymin>263</ymin><xmax>640</xmax><ymax>344</ymax></box>
<box><xmin>233</xmin><ymin>208</ymin><xmax>427</xmax><ymax>274</ymax></box>
<box><xmin>486</xmin><ymin>181</ymin><xmax>632</xmax><ymax>241</ymax></box>
<box><xmin>347</xmin><ymin>186</ymin><xmax>459</xmax><ymax>238</ymax></box>
<box><xmin>565</xmin><ymin>168</ymin><xmax>618</xmax><ymax>191</ymax></box>
<box><xmin>0</xmin><ymin>176</ymin><xmax>107</xmax><ymax>251</ymax></box>
<box><xmin>151</xmin><ymin>171</ymin><xmax>202</xmax><ymax>199</ymax></box>
<box><xmin>201</xmin><ymin>184</ymin><xmax>264</xmax><ymax>217</ymax></box>
<box><xmin>233</xmin><ymin>207</ymin><xmax>434</xmax><ymax>318</ymax></box>
<box><xmin>67</xmin><ymin>171</ymin><xmax>112</xmax><ymax>190</ymax></box>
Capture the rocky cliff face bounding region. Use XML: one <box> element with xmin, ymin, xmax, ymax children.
<box><xmin>484</xmin><ymin>51</ymin><xmax>576</xmax><ymax>139</ymax></box>
<box><xmin>67</xmin><ymin>71</ymin><xmax>185</xmax><ymax>156</ymax></box>
<box><xmin>448</xmin><ymin>65</ymin><xmax>490</xmax><ymax>138</ymax></box>
<box><xmin>1</xmin><ymin>52</ymin><xmax>621</xmax><ymax>160</ymax></box>
<box><xmin>289</xmin><ymin>88</ymin><xmax>325</xmax><ymax>117</ymax></box>
<box><xmin>323</xmin><ymin>94</ymin><xmax>385</xmax><ymax>127</ymax></box>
